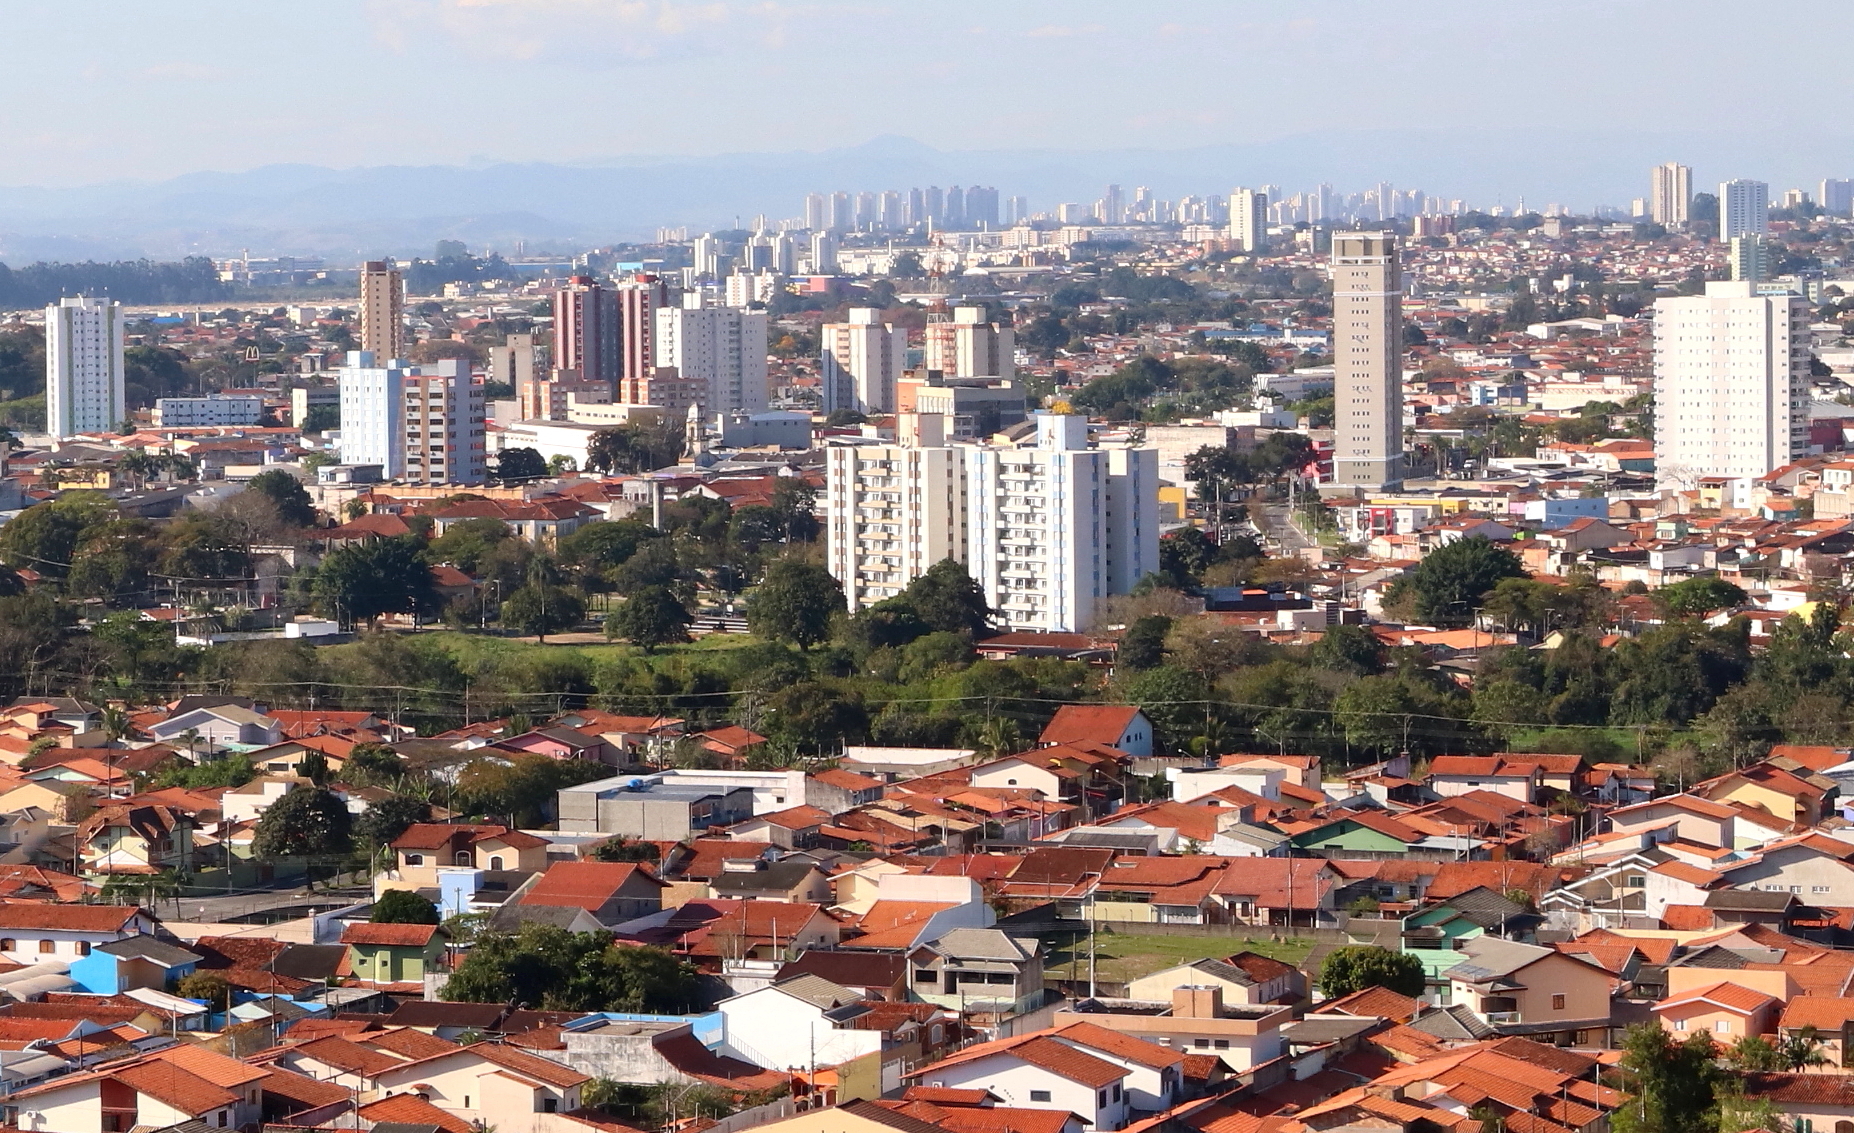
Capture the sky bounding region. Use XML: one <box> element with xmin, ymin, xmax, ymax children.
<box><xmin>7</xmin><ymin>0</ymin><xmax>1846</xmax><ymax>187</ymax></box>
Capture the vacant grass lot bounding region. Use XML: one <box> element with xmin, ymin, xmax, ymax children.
<box><xmin>1041</xmin><ymin>927</ymin><xmax>1313</xmax><ymax>984</ymax></box>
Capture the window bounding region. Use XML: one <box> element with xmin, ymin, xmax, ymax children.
<box><xmin>915</xmin><ymin>969</ymin><xmax>937</xmax><ymax>983</ymax></box>
<box><xmin>38</xmin><ymin>940</ymin><xmax>53</xmax><ymax>954</ymax></box>
<box><xmin>0</xmin><ymin>939</ymin><xmax>14</xmax><ymax>951</ymax></box>
<box><xmin>1030</xmin><ymin>1090</ymin><xmax>1052</xmax><ymax>1103</ymax></box>
<box><xmin>1194</xmin><ymin>1038</ymin><xmax>1210</xmax><ymax>1048</ymax></box>
<box><xmin>489</xmin><ymin>856</ymin><xmax>505</xmax><ymax>871</ymax></box>
<box><xmin>1552</xmin><ymin>994</ymin><xmax>1566</xmax><ymax>1010</ymax></box>
<box><xmin>455</xmin><ymin>852</ymin><xmax>472</xmax><ymax>865</ymax></box>
<box><xmin>1097</xmin><ymin>1090</ymin><xmax>1108</xmax><ymax>1107</ymax></box>
<box><xmin>542</xmin><ymin>1100</ymin><xmax>557</xmax><ymax>1113</ymax></box>
<box><xmin>464</xmin><ymin>1097</ymin><xmax>471</xmax><ymax>1109</ymax></box>
<box><xmin>1214</xmin><ymin>1039</ymin><xmax>1230</xmax><ymax>1049</ymax></box>
<box><xmin>1717</xmin><ymin>1019</ymin><xmax>1731</xmax><ymax>1033</ymax></box>
<box><xmin>405</xmin><ymin>854</ymin><xmax>424</xmax><ymax>866</ymax></box>
<box><xmin>1625</xmin><ymin>875</ymin><xmax>1646</xmax><ymax>888</ymax></box>
<box><xmin>1675</xmin><ymin>1019</ymin><xmax>1687</xmax><ymax>1030</ymax></box>
<box><xmin>76</xmin><ymin>942</ymin><xmax>90</xmax><ymax>957</ymax></box>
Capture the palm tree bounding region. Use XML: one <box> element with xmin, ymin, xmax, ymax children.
<box><xmin>178</xmin><ymin>727</ymin><xmax>202</xmax><ymax>764</ymax></box>
<box><xmin>975</xmin><ymin>717</ymin><xmax>1023</xmax><ymax>760</ymax></box>
<box><xmin>99</xmin><ymin>706</ymin><xmax>130</xmax><ymax>743</ymax></box>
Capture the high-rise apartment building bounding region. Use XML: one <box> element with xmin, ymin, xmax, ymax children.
<box><xmin>359</xmin><ymin>260</ymin><xmax>404</xmax><ymax>359</ymax></box>
<box><xmin>1821</xmin><ymin>178</ymin><xmax>1853</xmax><ymax>217</ymax></box>
<box><xmin>1728</xmin><ymin>234</ymin><xmax>1767</xmax><ymax>282</ymax></box>
<box><xmin>1229</xmin><ymin>187</ymin><xmax>1269</xmax><ymax>252</ymax></box>
<box><xmin>829</xmin><ymin>191</ymin><xmax>853</xmax><ymax>232</ymax></box>
<box><xmin>552</xmin><ymin>277</ymin><xmax>619</xmax><ymax>390</ymax></box>
<box><xmin>804</xmin><ymin>193</ymin><xmax>828</xmax><ymax>231</ymax></box>
<box><xmin>820</xmin><ymin>308</ymin><xmax>906</xmax><ymax>414</ymax></box>
<box><xmin>44</xmin><ymin>296</ymin><xmax>124</xmax><ymax>438</ymax></box>
<box><xmin>809</xmin><ymin>231</ymin><xmax>838</xmax><ymax>274</ymax></box>
<box><xmin>488</xmin><ymin>332</ymin><xmax>537</xmax><ymax>394</ymax></box>
<box><xmin>963</xmin><ymin>414</ymin><xmax>1158</xmax><ymax>633</ymax></box>
<box><xmin>825</xmin><ymin>412</ymin><xmax>1157</xmax><ymax>632</ymax></box>
<box><xmin>1653</xmin><ymin>281</ymin><xmax>1807</xmax><ymax>487</ymax></box>
<box><xmin>616</xmin><ymin>275</ymin><xmax>667</xmax><ymax>404</ymax></box>
<box><xmin>1649</xmin><ymin>163</ymin><xmax>1692</xmax><ymax>227</ymax></box>
<box><xmin>337</xmin><ymin>351</ymin><xmax>486</xmax><ymax>484</ymax></box>
<box><xmin>1719</xmin><ymin>179</ymin><xmax>1769</xmax><ymax>240</ymax></box>
<box><xmin>929</xmin><ymin>306</ymin><xmax>1015</xmax><ymax>379</ymax></box>
<box><xmin>1329</xmin><ymin>232</ymin><xmax>1404</xmax><ymax>491</ymax></box>
<box><xmin>654</xmin><ymin>295</ymin><xmax>769</xmax><ymax>415</ymax></box>
<box><xmin>825</xmin><ymin>413</ymin><xmax>968</xmax><ymax>611</ymax></box>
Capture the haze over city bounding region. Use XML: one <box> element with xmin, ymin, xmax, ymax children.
<box><xmin>2</xmin><ymin>10</ymin><xmax>1854</xmax><ymax>1133</ymax></box>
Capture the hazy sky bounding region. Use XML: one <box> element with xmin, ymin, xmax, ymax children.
<box><xmin>6</xmin><ymin>0</ymin><xmax>1841</xmax><ymax>185</ymax></box>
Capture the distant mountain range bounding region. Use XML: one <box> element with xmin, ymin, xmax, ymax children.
<box><xmin>0</xmin><ymin>131</ymin><xmax>1845</xmax><ymax>263</ymax></box>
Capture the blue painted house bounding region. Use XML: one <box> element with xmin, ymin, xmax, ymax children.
<box><xmin>68</xmin><ymin>936</ymin><xmax>201</xmax><ymax>995</ymax></box>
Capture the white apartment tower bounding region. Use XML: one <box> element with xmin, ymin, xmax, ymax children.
<box><xmin>1820</xmin><ymin>179</ymin><xmax>1853</xmax><ymax>218</ymax></box>
<box><xmin>825</xmin><ymin>413</ymin><xmax>968</xmax><ymax>611</ymax></box>
<box><xmin>923</xmin><ymin>307</ymin><xmax>1015</xmax><ymax>379</ymax></box>
<box><xmin>1228</xmin><ymin>187</ymin><xmax>1269</xmax><ymax>252</ymax></box>
<box><xmin>359</xmin><ymin>260</ymin><xmax>404</xmax><ymax>360</ymax></box>
<box><xmin>1719</xmin><ymin>179</ymin><xmax>1769</xmax><ymax>240</ymax></box>
<box><xmin>45</xmin><ymin>296</ymin><xmax>124</xmax><ymax>439</ymax></box>
<box><xmin>1653</xmin><ymin>281</ymin><xmax>1808</xmax><ymax>488</ymax></box>
<box><xmin>1329</xmin><ymin>232</ymin><xmax>1404</xmax><ymax>490</ymax></box>
<box><xmin>964</xmin><ymin>414</ymin><xmax>1158</xmax><ymax>633</ymax></box>
<box><xmin>1650</xmin><ymin>162</ymin><xmax>1691</xmax><ymax>227</ymax></box>
<box><xmin>337</xmin><ymin>351</ymin><xmax>487</xmax><ymax>484</ymax></box>
<box><xmin>654</xmin><ymin>294</ymin><xmax>769</xmax><ymax>415</ymax></box>
<box><xmin>1728</xmin><ymin>234</ymin><xmax>1767</xmax><ymax>283</ymax></box>
<box><xmin>820</xmin><ymin>308</ymin><xmax>905</xmax><ymax>414</ymax></box>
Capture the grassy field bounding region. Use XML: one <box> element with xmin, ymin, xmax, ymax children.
<box><xmin>1040</xmin><ymin>927</ymin><xmax>1313</xmax><ymax>985</ymax></box>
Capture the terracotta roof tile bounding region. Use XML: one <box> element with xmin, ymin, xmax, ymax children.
<box><xmin>341</xmin><ymin>922</ymin><xmax>441</xmax><ymax>947</ymax></box>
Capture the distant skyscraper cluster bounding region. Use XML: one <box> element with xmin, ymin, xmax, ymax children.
<box><xmin>804</xmin><ymin>185</ymin><xmax>1002</xmax><ymax>232</ymax></box>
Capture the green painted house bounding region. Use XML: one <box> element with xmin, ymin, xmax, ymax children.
<box><xmin>1288</xmin><ymin>813</ymin><xmax>1419</xmax><ymax>857</ymax></box>
<box><xmin>339</xmin><ymin>921</ymin><xmax>447</xmax><ymax>987</ymax></box>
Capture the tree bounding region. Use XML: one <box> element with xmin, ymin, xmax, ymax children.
<box><xmin>1119</xmin><ymin>615</ymin><xmax>1171</xmax><ymax>671</ymax></box>
<box><xmin>442</xmin><ymin>922</ymin><xmax>699</xmax><ymax>1013</ymax></box>
<box><xmin>1317</xmin><ymin>945</ymin><xmax>1426</xmax><ymax>998</ymax></box>
<box><xmin>1657</xmin><ymin>577</ymin><xmax>1749</xmax><ymax>620</ymax></box>
<box><xmin>592</xmin><ymin>836</ymin><xmax>661</xmax><ymax>863</ymax></box>
<box><xmin>1401</xmin><ymin>536</ymin><xmax>1527</xmax><ymax>627</ymax></box>
<box><xmin>500</xmin><ymin>582</ymin><xmax>586</xmax><ymax>641</ymax></box>
<box><xmin>297</xmin><ymin>749</ymin><xmax>330</xmax><ymax>785</ymax></box>
<box><xmin>1611</xmin><ymin>1023</ymin><xmax>1722</xmax><ymax>1133</ymax></box>
<box><xmin>314</xmin><ymin>536</ymin><xmax>439</xmax><ymax>626</ymax></box>
<box><xmin>354</xmin><ymin>795</ymin><xmax>432</xmax><ymax>855</ymax></box>
<box><xmin>747</xmin><ymin>558</ymin><xmax>843</xmax><ymax>650</ymax></box>
<box><xmin>1306</xmin><ymin>623</ymin><xmax>1387</xmax><ymax>675</ymax></box>
<box><xmin>0</xmin><ymin>493</ymin><xmax>112</xmax><ymax>580</ymax></box>
<box><xmin>606</xmin><ymin>586</ymin><xmax>692</xmax><ymax>652</ymax></box>
<box><xmin>246</xmin><ymin>469</ymin><xmax>316</xmax><ymax>527</ymax></box>
<box><xmin>497</xmin><ymin>447</ymin><xmax>548</xmax><ymax>483</ymax></box>
<box><xmin>370</xmin><ymin>889</ymin><xmax>441</xmax><ymax>925</ymax></box>
<box><xmin>251</xmin><ymin>787</ymin><xmax>353</xmax><ymax>886</ymax></box>
<box><xmin>902</xmin><ymin>558</ymin><xmax>993</xmax><ymax>637</ymax></box>
<box><xmin>176</xmin><ymin>971</ymin><xmax>231</xmax><ymax>1013</ymax></box>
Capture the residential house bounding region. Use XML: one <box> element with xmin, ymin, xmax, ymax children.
<box><xmin>1039</xmin><ymin>706</ymin><xmax>1154</xmax><ymax>759</ymax></box>
<box><xmin>1655</xmin><ymin>980</ymin><xmax>1781</xmax><ymax>1042</ymax></box>
<box><xmin>147</xmin><ymin>705</ymin><xmax>284</xmax><ymax>749</ymax></box>
<box><xmin>1441</xmin><ymin>937</ymin><xmax>1614</xmax><ymax>1042</ymax></box>
<box><xmin>712</xmin><ymin>975</ymin><xmax>885</xmax><ymax>1073</ymax></box>
<box><xmin>427</xmin><ymin>497</ymin><xmax>600</xmax><ymax>547</ymax></box>
<box><xmin>4</xmin><ymin>1043</ymin><xmax>277</xmax><ymax>1133</ymax></box>
<box><xmin>1089</xmin><ymin>856</ymin><xmax>1228</xmax><ymax>926</ymax></box>
<box><xmin>555</xmin><ymin>776</ymin><xmax>756</xmax><ymax>840</ymax></box>
<box><xmin>1742</xmin><ymin>1074</ymin><xmax>1854</xmax><ymax>1133</ymax></box>
<box><xmin>1608</xmin><ymin>794</ymin><xmax>1740</xmax><ymax>848</ymax></box>
<box><xmin>1778</xmin><ymin>998</ymin><xmax>1854</xmax><ymax>1070</ymax></box>
<box><xmin>76</xmin><ymin>805</ymin><xmax>194</xmax><ymax>880</ymax></box>
<box><xmin>807</xmin><ymin>769</ymin><xmax>887</xmax><ymax>815</ymax></box>
<box><xmin>1424</xmin><ymin>756</ymin><xmax>1543</xmax><ymax>804</ymax></box>
<box><xmin>383</xmin><ymin>824</ymin><xmax>550</xmax><ymax>895</ymax></box>
<box><xmin>340</xmin><ymin>922</ymin><xmax>447</xmax><ymax>988</ymax></box>
<box><xmin>1717</xmin><ymin>833</ymin><xmax>1854</xmax><ymax>906</ymax></box>
<box><xmin>710</xmin><ymin>859</ymin><xmax>834</xmax><ymax>904</ymax></box>
<box><xmin>1125</xmin><ymin>954</ymin><xmax>1306</xmax><ymax>1007</ymax></box>
<box><xmin>519</xmin><ymin>861</ymin><xmax>667</xmax><ymax>924</ymax></box>
<box><xmin>731</xmin><ymin>805</ymin><xmax>833</xmax><ymax>850</ymax></box>
<box><xmin>1694</xmin><ymin>763</ymin><xmax>1834</xmax><ymax>826</ymax></box>
<box><xmin>0</xmin><ymin>905</ymin><xmax>155</xmax><ymax>967</ymax></box>
<box><xmin>367</xmin><ymin>1041</ymin><xmax>591</xmax><ymax>1133</ymax></box>
<box><xmin>907</xmin><ymin>929</ymin><xmax>1043</xmax><ymax>1011</ymax></box>
<box><xmin>67</xmin><ymin>938</ymin><xmax>201</xmax><ymax>996</ymax></box>
<box><xmin>911</xmin><ymin>1031</ymin><xmax>1137</xmax><ymax>1130</ymax></box>
<box><xmin>498</xmin><ymin>727</ymin><xmax>616</xmax><ymax>766</ymax></box>
<box><xmin>1054</xmin><ymin>987</ymin><xmax>1292</xmax><ymax>1072</ymax></box>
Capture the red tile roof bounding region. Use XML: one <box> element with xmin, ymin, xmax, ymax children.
<box><xmin>521</xmin><ymin>861</ymin><xmax>663</xmax><ymax>911</ymax></box>
<box><xmin>1039</xmin><ymin>704</ymin><xmax>1143</xmax><ymax>746</ymax></box>
<box><xmin>341</xmin><ymin>922</ymin><xmax>441</xmax><ymax>947</ymax></box>
<box><xmin>357</xmin><ymin>1094</ymin><xmax>473</xmax><ymax>1133</ymax></box>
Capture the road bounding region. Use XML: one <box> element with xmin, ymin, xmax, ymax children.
<box><xmin>1259</xmin><ymin>501</ymin><xmax>1316</xmax><ymax>555</ymax></box>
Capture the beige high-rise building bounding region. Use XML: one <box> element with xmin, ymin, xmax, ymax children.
<box><xmin>924</xmin><ymin>307</ymin><xmax>1014</xmax><ymax>379</ymax></box>
<box><xmin>1229</xmin><ymin>187</ymin><xmax>1269</xmax><ymax>252</ymax></box>
<box><xmin>1653</xmin><ymin>281</ymin><xmax>1808</xmax><ymax>489</ymax></box>
<box><xmin>820</xmin><ymin>308</ymin><xmax>905</xmax><ymax>414</ymax></box>
<box><xmin>1651</xmin><ymin>162</ymin><xmax>1691</xmax><ymax>227</ymax></box>
<box><xmin>824</xmin><ymin>413</ymin><xmax>967</xmax><ymax>612</ymax></box>
<box><xmin>359</xmin><ymin>260</ymin><xmax>404</xmax><ymax>359</ymax></box>
<box><xmin>1329</xmin><ymin>232</ymin><xmax>1404</xmax><ymax>491</ymax></box>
